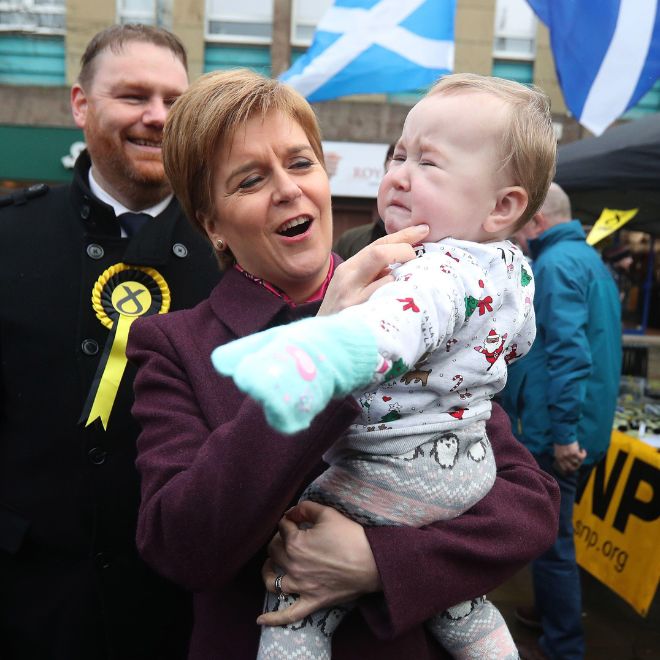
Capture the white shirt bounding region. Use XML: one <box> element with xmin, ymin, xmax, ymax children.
<box><xmin>88</xmin><ymin>168</ymin><xmax>172</xmax><ymax>237</ymax></box>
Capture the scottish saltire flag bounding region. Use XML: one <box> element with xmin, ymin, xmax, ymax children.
<box><xmin>528</xmin><ymin>0</ymin><xmax>660</xmax><ymax>135</ymax></box>
<box><xmin>280</xmin><ymin>0</ymin><xmax>455</xmax><ymax>102</ymax></box>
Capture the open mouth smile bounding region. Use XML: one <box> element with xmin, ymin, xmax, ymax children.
<box><xmin>277</xmin><ymin>215</ymin><xmax>313</xmax><ymax>238</ymax></box>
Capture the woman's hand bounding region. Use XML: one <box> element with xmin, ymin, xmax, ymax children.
<box><xmin>318</xmin><ymin>224</ymin><xmax>429</xmax><ymax>316</ymax></box>
<box><xmin>257</xmin><ymin>501</ymin><xmax>382</xmax><ymax>626</ymax></box>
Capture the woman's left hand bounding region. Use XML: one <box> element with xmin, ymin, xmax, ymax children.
<box><xmin>257</xmin><ymin>500</ymin><xmax>382</xmax><ymax>626</ymax></box>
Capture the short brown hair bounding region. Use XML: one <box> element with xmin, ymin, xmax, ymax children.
<box><xmin>162</xmin><ymin>69</ymin><xmax>325</xmax><ymax>266</ymax></box>
<box><xmin>78</xmin><ymin>24</ymin><xmax>187</xmax><ymax>90</ymax></box>
<box><xmin>429</xmin><ymin>73</ymin><xmax>556</xmax><ymax>229</ymax></box>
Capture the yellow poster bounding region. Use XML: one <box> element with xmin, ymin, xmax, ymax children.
<box><xmin>586</xmin><ymin>208</ymin><xmax>638</xmax><ymax>245</ymax></box>
<box><xmin>573</xmin><ymin>431</ymin><xmax>660</xmax><ymax>615</ymax></box>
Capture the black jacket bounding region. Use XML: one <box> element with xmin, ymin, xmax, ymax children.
<box><xmin>333</xmin><ymin>218</ymin><xmax>386</xmax><ymax>261</ymax></box>
<box><xmin>0</xmin><ymin>152</ymin><xmax>221</xmax><ymax>660</ymax></box>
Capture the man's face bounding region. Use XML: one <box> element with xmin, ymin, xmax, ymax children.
<box><xmin>71</xmin><ymin>41</ymin><xmax>188</xmax><ymax>207</ymax></box>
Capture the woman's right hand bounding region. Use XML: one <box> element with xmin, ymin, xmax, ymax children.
<box><xmin>257</xmin><ymin>501</ymin><xmax>381</xmax><ymax>626</ymax></box>
<box><xmin>318</xmin><ymin>224</ymin><xmax>429</xmax><ymax>316</ymax></box>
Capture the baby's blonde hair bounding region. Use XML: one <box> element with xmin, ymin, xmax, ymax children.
<box><xmin>428</xmin><ymin>73</ymin><xmax>556</xmax><ymax>229</ymax></box>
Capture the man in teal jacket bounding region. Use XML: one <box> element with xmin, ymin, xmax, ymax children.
<box><xmin>503</xmin><ymin>183</ymin><xmax>621</xmax><ymax>660</ymax></box>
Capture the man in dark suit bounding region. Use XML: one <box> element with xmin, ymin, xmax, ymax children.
<box><xmin>0</xmin><ymin>24</ymin><xmax>220</xmax><ymax>660</ymax></box>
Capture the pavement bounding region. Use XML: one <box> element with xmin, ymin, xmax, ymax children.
<box><xmin>490</xmin><ymin>567</ymin><xmax>660</xmax><ymax>659</ymax></box>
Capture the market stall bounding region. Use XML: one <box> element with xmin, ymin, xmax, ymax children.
<box><xmin>555</xmin><ymin>113</ymin><xmax>660</xmax><ymax>235</ymax></box>
<box><xmin>574</xmin><ymin>430</ymin><xmax>660</xmax><ymax>617</ymax></box>
<box><xmin>518</xmin><ymin>117</ymin><xmax>660</xmax><ymax>618</ymax></box>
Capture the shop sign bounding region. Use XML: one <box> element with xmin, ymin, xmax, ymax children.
<box><xmin>62</xmin><ymin>141</ymin><xmax>87</xmax><ymax>169</ymax></box>
<box><xmin>322</xmin><ymin>141</ymin><xmax>390</xmax><ymax>198</ymax></box>
<box><xmin>0</xmin><ymin>125</ymin><xmax>84</xmax><ymax>182</ymax></box>
<box><xmin>574</xmin><ymin>430</ymin><xmax>660</xmax><ymax>615</ymax></box>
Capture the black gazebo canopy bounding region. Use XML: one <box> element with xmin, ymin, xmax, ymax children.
<box><xmin>555</xmin><ymin>113</ymin><xmax>660</xmax><ymax>235</ymax></box>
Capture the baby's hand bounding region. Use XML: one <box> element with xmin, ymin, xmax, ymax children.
<box><xmin>211</xmin><ymin>316</ymin><xmax>379</xmax><ymax>434</ymax></box>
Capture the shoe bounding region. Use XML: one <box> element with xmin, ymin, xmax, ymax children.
<box><xmin>516</xmin><ymin>638</ymin><xmax>549</xmax><ymax>660</ymax></box>
<box><xmin>515</xmin><ymin>605</ymin><xmax>542</xmax><ymax>630</ymax></box>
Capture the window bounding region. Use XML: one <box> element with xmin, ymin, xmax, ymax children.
<box><xmin>205</xmin><ymin>1</ymin><xmax>333</xmax><ymax>46</ymax></box>
<box><xmin>0</xmin><ymin>0</ymin><xmax>65</xmax><ymax>34</ymax></box>
<box><xmin>206</xmin><ymin>0</ymin><xmax>272</xmax><ymax>44</ymax></box>
<box><xmin>624</xmin><ymin>79</ymin><xmax>660</xmax><ymax>119</ymax></box>
<box><xmin>493</xmin><ymin>0</ymin><xmax>537</xmax><ymax>61</ymax></box>
<box><xmin>117</xmin><ymin>0</ymin><xmax>156</xmax><ymax>26</ymax></box>
<box><xmin>292</xmin><ymin>0</ymin><xmax>331</xmax><ymax>46</ymax></box>
<box><xmin>492</xmin><ymin>60</ymin><xmax>533</xmax><ymax>85</ymax></box>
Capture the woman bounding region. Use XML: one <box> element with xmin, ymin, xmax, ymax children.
<box><xmin>127</xmin><ymin>69</ymin><xmax>559</xmax><ymax>659</ymax></box>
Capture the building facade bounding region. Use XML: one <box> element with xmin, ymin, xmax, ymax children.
<box><xmin>1</xmin><ymin>0</ymin><xmax>659</xmax><ymax>231</ymax></box>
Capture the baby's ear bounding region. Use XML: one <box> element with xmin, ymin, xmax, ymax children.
<box><xmin>483</xmin><ymin>186</ymin><xmax>528</xmax><ymax>236</ymax></box>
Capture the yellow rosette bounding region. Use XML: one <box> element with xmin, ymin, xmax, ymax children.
<box><xmin>80</xmin><ymin>263</ymin><xmax>170</xmax><ymax>430</ymax></box>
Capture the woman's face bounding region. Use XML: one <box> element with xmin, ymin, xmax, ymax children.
<box><xmin>205</xmin><ymin>110</ymin><xmax>333</xmax><ymax>302</ymax></box>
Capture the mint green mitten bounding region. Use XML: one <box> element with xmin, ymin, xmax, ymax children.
<box><xmin>211</xmin><ymin>315</ymin><xmax>380</xmax><ymax>434</ymax></box>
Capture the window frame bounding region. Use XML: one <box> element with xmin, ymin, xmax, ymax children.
<box><xmin>0</xmin><ymin>0</ymin><xmax>66</xmax><ymax>35</ymax></box>
<box><xmin>290</xmin><ymin>0</ymin><xmax>332</xmax><ymax>47</ymax></box>
<box><xmin>116</xmin><ymin>0</ymin><xmax>156</xmax><ymax>26</ymax></box>
<box><xmin>205</xmin><ymin>0</ymin><xmax>273</xmax><ymax>45</ymax></box>
<box><xmin>492</xmin><ymin>0</ymin><xmax>537</xmax><ymax>62</ymax></box>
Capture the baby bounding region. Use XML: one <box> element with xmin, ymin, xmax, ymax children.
<box><xmin>213</xmin><ymin>73</ymin><xmax>556</xmax><ymax>659</ymax></box>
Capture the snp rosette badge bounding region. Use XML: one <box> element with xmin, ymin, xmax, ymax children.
<box><xmin>80</xmin><ymin>263</ymin><xmax>170</xmax><ymax>429</ymax></box>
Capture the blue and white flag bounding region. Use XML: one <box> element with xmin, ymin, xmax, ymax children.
<box><xmin>528</xmin><ymin>0</ymin><xmax>660</xmax><ymax>135</ymax></box>
<box><xmin>280</xmin><ymin>0</ymin><xmax>455</xmax><ymax>102</ymax></box>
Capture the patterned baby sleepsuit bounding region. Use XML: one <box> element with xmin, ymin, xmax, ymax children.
<box><xmin>259</xmin><ymin>238</ymin><xmax>535</xmax><ymax>660</ymax></box>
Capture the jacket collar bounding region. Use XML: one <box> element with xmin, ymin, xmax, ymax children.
<box><xmin>529</xmin><ymin>219</ymin><xmax>586</xmax><ymax>260</ymax></box>
<box><xmin>208</xmin><ymin>265</ymin><xmax>326</xmax><ymax>339</ymax></box>
<box><xmin>69</xmin><ymin>150</ymin><xmax>182</xmax><ymax>267</ymax></box>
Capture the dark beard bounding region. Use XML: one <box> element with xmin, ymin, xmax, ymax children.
<box><xmin>86</xmin><ymin>134</ymin><xmax>171</xmax><ymax>207</ymax></box>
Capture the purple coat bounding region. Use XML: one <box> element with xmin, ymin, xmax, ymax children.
<box><xmin>127</xmin><ymin>266</ymin><xmax>560</xmax><ymax>659</ymax></box>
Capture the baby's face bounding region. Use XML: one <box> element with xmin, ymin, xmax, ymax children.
<box><xmin>378</xmin><ymin>91</ymin><xmax>510</xmax><ymax>243</ymax></box>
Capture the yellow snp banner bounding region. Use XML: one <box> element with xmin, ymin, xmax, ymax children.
<box><xmin>574</xmin><ymin>431</ymin><xmax>660</xmax><ymax>616</ymax></box>
<box><xmin>585</xmin><ymin>208</ymin><xmax>638</xmax><ymax>245</ymax></box>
